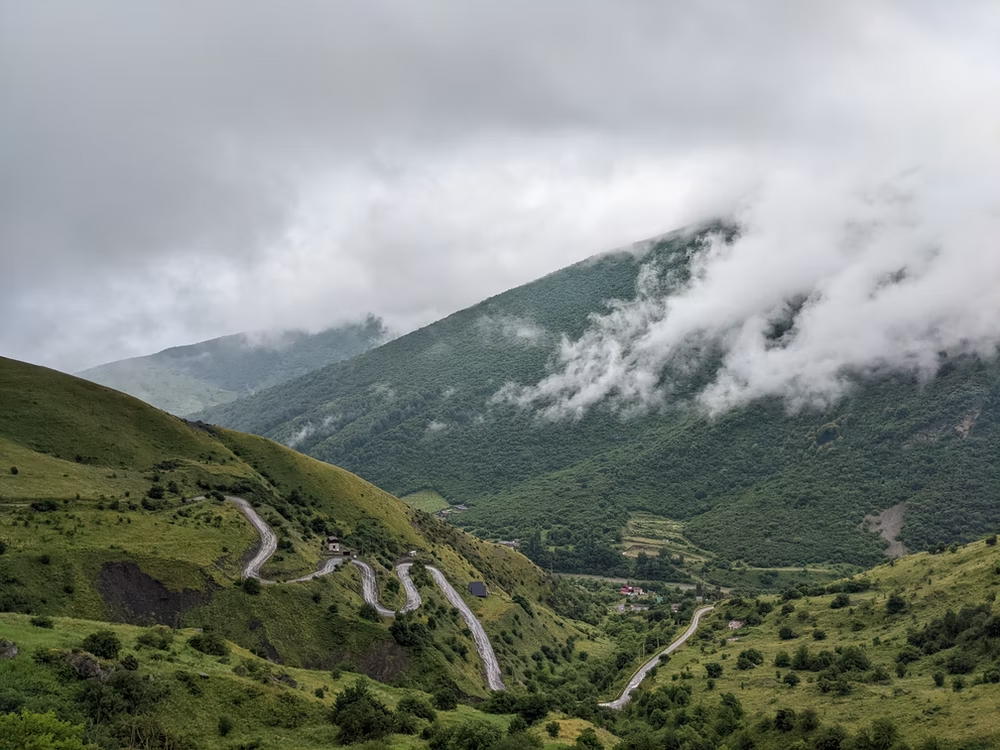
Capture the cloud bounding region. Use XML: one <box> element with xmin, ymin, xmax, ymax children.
<box><xmin>476</xmin><ymin>315</ymin><xmax>550</xmax><ymax>347</ymax></box>
<box><xmin>3</xmin><ymin>2</ymin><xmax>1000</xmax><ymax>371</ymax></box>
<box><xmin>498</xmin><ymin>165</ymin><xmax>1000</xmax><ymax>419</ymax></box>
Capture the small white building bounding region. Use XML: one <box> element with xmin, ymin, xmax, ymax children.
<box><xmin>326</xmin><ymin>536</ymin><xmax>340</xmax><ymax>553</ymax></box>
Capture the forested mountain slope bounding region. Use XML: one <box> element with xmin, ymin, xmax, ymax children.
<box><xmin>196</xmin><ymin>228</ymin><xmax>1000</xmax><ymax>571</ymax></box>
<box><xmin>77</xmin><ymin>315</ymin><xmax>388</xmax><ymax>416</ymax></box>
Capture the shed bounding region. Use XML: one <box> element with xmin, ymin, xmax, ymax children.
<box><xmin>468</xmin><ymin>581</ymin><xmax>488</xmax><ymax>598</ymax></box>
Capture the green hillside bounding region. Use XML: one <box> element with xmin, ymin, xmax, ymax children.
<box><xmin>77</xmin><ymin>316</ymin><xmax>388</xmax><ymax>416</ymax></box>
<box><xmin>0</xmin><ymin>357</ymin><xmax>606</xmax><ymax>695</ymax></box>
<box><xmin>195</xmin><ymin>227</ymin><xmax>1000</xmax><ymax>574</ymax></box>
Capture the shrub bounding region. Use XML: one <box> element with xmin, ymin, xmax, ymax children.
<box><xmin>432</xmin><ymin>687</ymin><xmax>458</xmax><ymax>710</ymax></box>
<box><xmin>219</xmin><ymin>716</ymin><xmax>234</xmax><ymax>737</ymax></box>
<box><xmin>30</xmin><ymin>616</ymin><xmax>54</xmax><ymax>629</ymax></box>
<box><xmin>121</xmin><ymin>654</ymin><xmax>139</xmax><ymax>671</ymax></box>
<box><xmin>987</xmin><ymin>535</ymin><xmax>998</xmax><ymax>547</ymax></box>
<box><xmin>136</xmin><ymin>625</ymin><xmax>174</xmax><ymax>650</ymax></box>
<box><xmin>830</xmin><ymin>593</ymin><xmax>851</xmax><ymax>609</ymax></box>
<box><xmin>242</xmin><ymin>577</ymin><xmax>262</xmax><ymax>595</ymax></box>
<box><xmin>886</xmin><ymin>592</ymin><xmax>907</xmax><ymax>615</ymax></box>
<box><xmin>783</xmin><ymin>672</ymin><xmax>800</xmax><ymax>687</ymax></box>
<box><xmin>397</xmin><ymin>696</ymin><xmax>436</xmax><ymax>722</ymax></box>
<box><xmin>31</xmin><ymin>500</ymin><xmax>58</xmax><ymax>512</ymax></box>
<box><xmin>331</xmin><ymin>678</ymin><xmax>394</xmax><ymax>745</ymax></box>
<box><xmin>38</xmin><ymin>554</ymin><xmax>51</xmax><ymax>565</ymax></box>
<box><xmin>812</xmin><ymin>629</ymin><xmax>827</xmax><ymax>640</ymax></box>
<box><xmin>9</xmin><ymin>467</ymin><xmax>17</xmax><ymax>475</ymax></box>
<box><xmin>774</xmin><ymin>708</ymin><xmax>796</xmax><ymax>731</ymax></box>
<box><xmin>779</xmin><ymin>626</ymin><xmax>795</xmax><ymax>640</ymax></box>
<box><xmin>82</xmin><ymin>630</ymin><xmax>122</xmax><ymax>660</ymax></box>
<box><xmin>546</xmin><ymin>721</ymin><xmax>561</xmax><ymax>738</ymax></box>
<box><xmin>933</xmin><ymin>671</ymin><xmax>945</xmax><ymax>687</ymax></box>
<box><xmin>508</xmin><ymin>715</ymin><xmax>528</xmax><ymax>735</ymax></box>
<box><xmin>952</xmin><ymin>676</ymin><xmax>965</xmax><ymax>692</ymax></box>
<box><xmin>359</xmin><ymin>603</ymin><xmax>380</xmax><ymax>621</ymax></box>
<box><xmin>575</xmin><ymin>727</ymin><xmax>603</xmax><ymax>749</ymax></box>
<box><xmin>0</xmin><ymin>539</ymin><xmax>6</xmax><ymax>555</ymax></box>
<box><xmin>705</xmin><ymin>662</ymin><xmax>723</xmax><ymax>678</ymax></box>
<box><xmin>189</xmin><ymin>632</ymin><xmax>230</xmax><ymax>657</ymax></box>
<box><xmin>774</xmin><ymin>651</ymin><xmax>791</xmax><ymax>668</ymax></box>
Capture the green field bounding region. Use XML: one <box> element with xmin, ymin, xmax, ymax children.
<box><xmin>402</xmin><ymin>489</ymin><xmax>451</xmax><ymax>514</ymax></box>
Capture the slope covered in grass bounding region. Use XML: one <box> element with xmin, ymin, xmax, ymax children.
<box><xmin>0</xmin><ymin>356</ymin><xmax>604</xmax><ymax>702</ymax></box>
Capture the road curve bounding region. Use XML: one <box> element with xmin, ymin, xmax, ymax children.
<box><xmin>226</xmin><ymin>496</ymin><xmax>504</xmax><ymax>690</ymax></box>
<box><xmin>599</xmin><ymin>606</ymin><xmax>714</xmax><ymax>710</ymax></box>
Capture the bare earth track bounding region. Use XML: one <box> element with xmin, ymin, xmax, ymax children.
<box><xmin>227</xmin><ymin>496</ymin><xmax>504</xmax><ymax>690</ymax></box>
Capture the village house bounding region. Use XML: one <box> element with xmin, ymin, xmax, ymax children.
<box><xmin>326</xmin><ymin>536</ymin><xmax>340</xmax><ymax>553</ymax></box>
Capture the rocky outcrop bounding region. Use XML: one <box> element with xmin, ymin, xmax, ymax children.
<box><xmin>0</xmin><ymin>640</ymin><xmax>17</xmax><ymax>660</ymax></box>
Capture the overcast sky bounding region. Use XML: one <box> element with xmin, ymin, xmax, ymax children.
<box><xmin>3</xmin><ymin>2</ymin><xmax>999</xmax><ymax>378</ymax></box>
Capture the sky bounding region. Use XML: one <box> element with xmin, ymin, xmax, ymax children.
<box><xmin>3</xmin><ymin>2</ymin><xmax>1000</xmax><ymax>392</ymax></box>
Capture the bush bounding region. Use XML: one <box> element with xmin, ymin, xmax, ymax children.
<box><xmin>121</xmin><ymin>654</ymin><xmax>139</xmax><ymax>671</ymax></box>
<box><xmin>508</xmin><ymin>715</ymin><xmax>528</xmax><ymax>735</ymax></box>
<box><xmin>546</xmin><ymin>721</ymin><xmax>561</xmax><ymax>738</ymax></box>
<box><xmin>189</xmin><ymin>632</ymin><xmax>230</xmax><ymax>657</ymax></box>
<box><xmin>783</xmin><ymin>672</ymin><xmax>800</xmax><ymax>687</ymax></box>
<box><xmin>432</xmin><ymin>687</ymin><xmax>458</xmax><ymax>711</ymax></box>
<box><xmin>331</xmin><ymin>678</ymin><xmax>394</xmax><ymax>745</ymax></box>
<box><xmin>30</xmin><ymin>616</ymin><xmax>54</xmax><ymax>629</ymax></box>
<box><xmin>136</xmin><ymin>625</ymin><xmax>174</xmax><ymax>650</ymax></box>
<box><xmin>830</xmin><ymin>593</ymin><xmax>851</xmax><ymax>609</ymax></box>
<box><xmin>886</xmin><ymin>592</ymin><xmax>907</xmax><ymax>615</ymax></box>
<box><xmin>774</xmin><ymin>651</ymin><xmax>791</xmax><ymax>668</ymax></box>
<box><xmin>397</xmin><ymin>696</ymin><xmax>436</xmax><ymax>722</ymax></box>
<box><xmin>38</xmin><ymin>554</ymin><xmax>51</xmax><ymax>566</ymax></box>
<box><xmin>359</xmin><ymin>603</ymin><xmax>381</xmax><ymax>621</ymax></box>
<box><xmin>0</xmin><ymin>539</ymin><xmax>6</xmax><ymax>555</ymax></box>
<box><xmin>986</xmin><ymin>535</ymin><xmax>998</xmax><ymax>547</ymax></box>
<box><xmin>774</xmin><ymin>708</ymin><xmax>796</xmax><ymax>731</ymax></box>
<box><xmin>779</xmin><ymin>626</ymin><xmax>795</xmax><ymax>640</ymax></box>
<box><xmin>812</xmin><ymin>629</ymin><xmax>827</xmax><ymax>640</ymax></box>
<box><xmin>933</xmin><ymin>671</ymin><xmax>945</xmax><ymax>687</ymax></box>
<box><xmin>147</xmin><ymin>485</ymin><xmax>165</xmax><ymax>500</ymax></box>
<box><xmin>242</xmin><ymin>577</ymin><xmax>262</xmax><ymax>596</ymax></box>
<box><xmin>575</xmin><ymin>727</ymin><xmax>603</xmax><ymax>749</ymax></box>
<box><xmin>219</xmin><ymin>716</ymin><xmax>234</xmax><ymax>736</ymax></box>
<box><xmin>705</xmin><ymin>662</ymin><xmax>723</xmax><ymax>678</ymax></box>
<box><xmin>82</xmin><ymin>630</ymin><xmax>122</xmax><ymax>660</ymax></box>
<box><xmin>9</xmin><ymin>467</ymin><xmax>17</xmax><ymax>475</ymax></box>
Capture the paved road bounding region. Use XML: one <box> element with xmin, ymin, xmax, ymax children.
<box><xmin>227</xmin><ymin>495</ymin><xmax>503</xmax><ymax>690</ymax></box>
<box><xmin>599</xmin><ymin>606</ymin><xmax>714</xmax><ymax>710</ymax></box>
<box><xmin>427</xmin><ymin>565</ymin><xmax>505</xmax><ymax>691</ymax></box>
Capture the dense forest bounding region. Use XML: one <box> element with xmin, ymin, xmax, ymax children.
<box><xmin>198</xmin><ymin>228</ymin><xmax>1000</xmax><ymax>573</ymax></box>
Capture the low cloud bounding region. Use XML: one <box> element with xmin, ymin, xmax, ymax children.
<box><xmin>499</xmin><ymin>166</ymin><xmax>1000</xmax><ymax>419</ymax></box>
<box><xmin>476</xmin><ymin>315</ymin><xmax>550</xmax><ymax>347</ymax></box>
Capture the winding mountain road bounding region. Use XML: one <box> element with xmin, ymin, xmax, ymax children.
<box><xmin>599</xmin><ymin>606</ymin><xmax>714</xmax><ymax>710</ymax></box>
<box><xmin>226</xmin><ymin>496</ymin><xmax>504</xmax><ymax>690</ymax></box>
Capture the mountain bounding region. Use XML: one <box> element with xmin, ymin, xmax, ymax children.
<box><xmin>76</xmin><ymin>315</ymin><xmax>389</xmax><ymax>416</ymax></box>
<box><xmin>195</xmin><ymin>228</ymin><xmax>1000</xmax><ymax>574</ymax></box>
<box><xmin>4</xmin><ymin>355</ymin><xmax>1000</xmax><ymax>748</ymax></box>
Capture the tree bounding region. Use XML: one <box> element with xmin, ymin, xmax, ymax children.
<box><xmin>242</xmin><ymin>577</ymin><xmax>262</xmax><ymax>595</ymax></box>
<box><xmin>774</xmin><ymin>651</ymin><xmax>791</xmax><ymax>668</ymax></box>
<box><xmin>189</xmin><ymin>632</ymin><xmax>229</xmax><ymax>657</ymax></box>
<box><xmin>779</xmin><ymin>626</ymin><xmax>795</xmax><ymax>640</ymax></box>
<box><xmin>705</xmin><ymin>662</ymin><xmax>723</xmax><ymax>678</ymax></box>
<box><xmin>508</xmin><ymin>715</ymin><xmax>528</xmax><ymax>735</ymax></box>
<box><xmin>218</xmin><ymin>716</ymin><xmax>234</xmax><ymax>736</ymax></box>
<box><xmin>82</xmin><ymin>630</ymin><xmax>121</xmax><ymax>660</ymax></box>
<box><xmin>546</xmin><ymin>721</ymin><xmax>561</xmax><ymax>738</ymax></box>
<box><xmin>774</xmin><ymin>708</ymin><xmax>796</xmax><ymax>732</ymax></box>
<box><xmin>330</xmin><ymin>678</ymin><xmax>394</xmax><ymax>745</ymax></box>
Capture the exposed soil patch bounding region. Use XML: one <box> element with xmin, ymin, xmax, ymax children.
<box><xmin>98</xmin><ymin>562</ymin><xmax>216</xmax><ymax>626</ymax></box>
<box><xmin>863</xmin><ymin>501</ymin><xmax>907</xmax><ymax>558</ymax></box>
<box><xmin>955</xmin><ymin>409</ymin><xmax>981</xmax><ymax>439</ymax></box>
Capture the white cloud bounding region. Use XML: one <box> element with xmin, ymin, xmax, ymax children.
<box><xmin>500</xmin><ymin>164</ymin><xmax>1000</xmax><ymax>418</ymax></box>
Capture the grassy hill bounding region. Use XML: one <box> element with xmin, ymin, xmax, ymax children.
<box><xmin>606</xmin><ymin>534</ymin><xmax>1000</xmax><ymax>750</ymax></box>
<box><xmin>77</xmin><ymin>316</ymin><xmax>388</xmax><ymax>416</ymax></box>
<box><xmin>194</xmin><ymin>227</ymin><xmax>1000</xmax><ymax>575</ymax></box>
<box><xmin>0</xmin><ymin>356</ymin><xmax>613</xmax><ymax>698</ymax></box>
